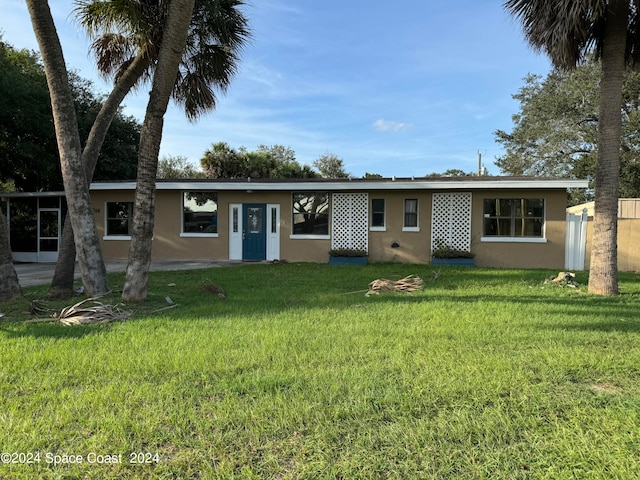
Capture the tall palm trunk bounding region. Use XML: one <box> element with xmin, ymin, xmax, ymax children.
<box><xmin>51</xmin><ymin>52</ymin><xmax>151</xmax><ymax>297</ymax></box>
<box><xmin>25</xmin><ymin>0</ymin><xmax>109</xmax><ymax>297</ymax></box>
<box><xmin>0</xmin><ymin>208</ymin><xmax>22</xmax><ymax>300</ymax></box>
<box><xmin>122</xmin><ymin>0</ymin><xmax>196</xmax><ymax>301</ymax></box>
<box><xmin>588</xmin><ymin>0</ymin><xmax>627</xmax><ymax>296</ymax></box>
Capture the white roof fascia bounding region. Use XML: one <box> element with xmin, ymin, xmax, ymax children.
<box><xmin>1</xmin><ymin>191</ymin><xmax>66</xmax><ymax>198</ymax></box>
<box><xmin>89</xmin><ymin>179</ymin><xmax>590</xmax><ymax>191</ymax></box>
<box><xmin>91</xmin><ymin>182</ymin><xmax>138</xmax><ymax>190</ymax></box>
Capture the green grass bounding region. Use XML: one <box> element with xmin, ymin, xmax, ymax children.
<box><xmin>1</xmin><ymin>264</ymin><xmax>640</xmax><ymax>479</ymax></box>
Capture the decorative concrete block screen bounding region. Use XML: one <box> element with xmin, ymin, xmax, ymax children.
<box><xmin>331</xmin><ymin>193</ymin><xmax>369</xmax><ymax>252</ymax></box>
<box><xmin>431</xmin><ymin>192</ymin><xmax>472</xmax><ymax>253</ymax></box>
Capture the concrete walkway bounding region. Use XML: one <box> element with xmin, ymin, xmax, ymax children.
<box><xmin>13</xmin><ymin>259</ymin><xmax>248</xmax><ymax>288</ymax></box>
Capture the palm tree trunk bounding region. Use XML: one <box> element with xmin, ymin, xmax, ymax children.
<box><xmin>0</xmin><ymin>208</ymin><xmax>22</xmax><ymax>300</ymax></box>
<box><xmin>25</xmin><ymin>0</ymin><xmax>109</xmax><ymax>297</ymax></box>
<box><xmin>49</xmin><ymin>218</ymin><xmax>76</xmax><ymax>297</ymax></box>
<box><xmin>51</xmin><ymin>52</ymin><xmax>151</xmax><ymax>297</ymax></box>
<box><xmin>588</xmin><ymin>0</ymin><xmax>627</xmax><ymax>296</ymax></box>
<box><xmin>122</xmin><ymin>0</ymin><xmax>196</xmax><ymax>301</ymax></box>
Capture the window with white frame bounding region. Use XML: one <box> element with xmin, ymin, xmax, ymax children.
<box><xmin>403</xmin><ymin>198</ymin><xmax>418</xmax><ymax>230</ymax></box>
<box><xmin>182</xmin><ymin>192</ymin><xmax>218</xmax><ymax>234</ymax></box>
<box><xmin>371</xmin><ymin>198</ymin><xmax>385</xmax><ymax>229</ymax></box>
<box><xmin>483</xmin><ymin>198</ymin><xmax>544</xmax><ymax>238</ymax></box>
<box><xmin>106</xmin><ymin>202</ymin><xmax>133</xmax><ymax>236</ymax></box>
<box><xmin>292</xmin><ymin>192</ymin><xmax>329</xmax><ymax>235</ymax></box>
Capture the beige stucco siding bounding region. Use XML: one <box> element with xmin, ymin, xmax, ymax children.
<box><xmin>367</xmin><ymin>191</ymin><xmax>431</xmax><ymax>263</ymax></box>
<box><xmin>471</xmin><ymin>189</ymin><xmax>567</xmax><ymax>269</ymax></box>
<box><xmin>91</xmin><ymin>187</ymin><xmax>569</xmax><ymax>268</ymax></box>
<box><xmin>584</xmin><ymin>218</ymin><xmax>640</xmax><ymax>272</ymax></box>
<box><xmin>617</xmin><ymin>219</ymin><xmax>640</xmax><ymax>272</ymax></box>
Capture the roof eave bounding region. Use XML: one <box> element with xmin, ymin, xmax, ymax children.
<box><xmin>89</xmin><ymin>179</ymin><xmax>590</xmax><ymax>191</ymax></box>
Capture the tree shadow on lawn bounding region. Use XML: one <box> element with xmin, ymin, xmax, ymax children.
<box><xmin>5</xmin><ymin>265</ymin><xmax>639</xmax><ymax>337</ymax></box>
<box><xmin>365</xmin><ymin>288</ymin><xmax>640</xmax><ymax>332</ymax></box>
<box><xmin>542</xmin><ymin>318</ymin><xmax>640</xmax><ymax>333</ymax></box>
<box><xmin>0</xmin><ymin>319</ymin><xmax>113</xmax><ymax>340</ymax></box>
<box><xmin>147</xmin><ymin>265</ymin><xmax>640</xmax><ymax>332</ymax></box>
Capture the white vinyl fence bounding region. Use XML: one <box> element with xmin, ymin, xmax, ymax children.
<box><xmin>565</xmin><ymin>208</ymin><xmax>588</xmax><ymax>270</ymax></box>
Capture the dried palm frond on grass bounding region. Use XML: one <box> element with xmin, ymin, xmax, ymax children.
<box><xmin>29</xmin><ymin>300</ymin><xmax>56</xmax><ymax>316</ymax></box>
<box><xmin>56</xmin><ymin>297</ymin><xmax>132</xmax><ymax>326</ymax></box>
<box><xmin>544</xmin><ymin>271</ymin><xmax>579</xmax><ymax>288</ymax></box>
<box><xmin>367</xmin><ymin>275</ymin><xmax>424</xmax><ymax>295</ymax></box>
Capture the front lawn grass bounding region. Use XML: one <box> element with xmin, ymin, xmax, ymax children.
<box><xmin>1</xmin><ymin>264</ymin><xmax>640</xmax><ymax>479</ymax></box>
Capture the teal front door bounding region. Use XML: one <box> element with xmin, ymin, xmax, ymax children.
<box><xmin>243</xmin><ymin>204</ymin><xmax>266</xmax><ymax>260</ymax></box>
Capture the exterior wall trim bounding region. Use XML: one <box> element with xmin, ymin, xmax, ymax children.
<box><xmin>481</xmin><ymin>237</ymin><xmax>548</xmax><ymax>243</ymax></box>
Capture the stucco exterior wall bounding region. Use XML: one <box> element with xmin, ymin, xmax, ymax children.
<box><xmin>584</xmin><ymin>218</ymin><xmax>640</xmax><ymax>272</ymax></box>
<box><xmin>618</xmin><ymin>219</ymin><xmax>640</xmax><ymax>272</ymax></box>
<box><xmin>367</xmin><ymin>191</ymin><xmax>431</xmax><ymax>263</ymax></box>
<box><xmin>90</xmin><ymin>187</ymin><xmax>569</xmax><ymax>268</ymax></box>
<box><xmin>471</xmin><ymin>189</ymin><xmax>567</xmax><ymax>269</ymax></box>
<box><xmin>91</xmin><ymin>190</ymin><xmax>134</xmax><ymax>259</ymax></box>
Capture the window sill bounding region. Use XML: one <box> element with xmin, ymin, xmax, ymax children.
<box><xmin>180</xmin><ymin>233</ymin><xmax>219</xmax><ymax>238</ymax></box>
<box><xmin>370</xmin><ymin>227</ymin><xmax>386</xmax><ymax>232</ymax></box>
<box><xmin>402</xmin><ymin>227</ymin><xmax>420</xmax><ymax>232</ymax></box>
<box><xmin>481</xmin><ymin>237</ymin><xmax>547</xmax><ymax>243</ymax></box>
<box><xmin>290</xmin><ymin>234</ymin><xmax>330</xmax><ymax>240</ymax></box>
<box><xmin>103</xmin><ymin>235</ymin><xmax>131</xmax><ymax>241</ymax></box>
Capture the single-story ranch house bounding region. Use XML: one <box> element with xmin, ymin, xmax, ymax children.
<box><xmin>2</xmin><ymin>176</ymin><xmax>588</xmax><ymax>268</ymax></box>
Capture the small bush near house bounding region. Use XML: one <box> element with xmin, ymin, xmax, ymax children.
<box><xmin>431</xmin><ymin>239</ymin><xmax>475</xmax><ymax>258</ymax></box>
<box><xmin>329</xmin><ymin>248</ymin><xmax>368</xmax><ymax>257</ymax></box>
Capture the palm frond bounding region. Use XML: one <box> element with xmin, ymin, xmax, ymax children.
<box><xmin>74</xmin><ymin>0</ymin><xmax>251</xmax><ymax>117</ymax></box>
<box><xmin>90</xmin><ymin>32</ymin><xmax>135</xmax><ymax>76</ymax></box>
<box><xmin>504</xmin><ymin>0</ymin><xmax>608</xmax><ymax>68</ymax></box>
<box><xmin>56</xmin><ymin>297</ymin><xmax>132</xmax><ymax>325</ymax></box>
<box><xmin>74</xmin><ymin>0</ymin><xmax>145</xmax><ymax>37</ymax></box>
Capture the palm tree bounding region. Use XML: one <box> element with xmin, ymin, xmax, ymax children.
<box><xmin>0</xmin><ymin>208</ymin><xmax>22</xmax><ymax>300</ymax></box>
<box><xmin>50</xmin><ymin>0</ymin><xmax>250</xmax><ymax>296</ymax></box>
<box><xmin>50</xmin><ymin>47</ymin><xmax>149</xmax><ymax>297</ymax></box>
<box><xmin>505</xmin><ymin>0</ymin><xmax>640</xmax><ymax>295</ymax></box>
<box><xmin>122</xmin><ymin>0</ymin><xmax>196</xmax><ymax>300</ymax></box>
<box><xmin>25</xmin><ymin>0</ymin><xmax>110</xmax><ymax>297</ymax></box>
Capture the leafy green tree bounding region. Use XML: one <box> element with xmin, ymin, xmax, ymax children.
<box><xmin>201</xmin><ymin>142</ymin><xmax>246</xmax><ymax>178</ymax></box>
<box><xmin>0</xmin><ymin>39</ymin><xmax>58</xmax><ymax>192</ymax></box>
<box><xmin>313</xmin><ymin>152</ymin><xmax>349</xmax><ymax>178</ymax></box>
<box><xmin>201</xmin><ymin>143</ymin><xmax>317</xmax><ymax>178</ymax></box>
<box><xmin>0</xmin><ymin>181</ymin><xmax>16</xmax><ymax>193</ymax></box>
<box><xmin>157</xmin><ymin>155</ymin><xmax>205</xmax><ymax>179</ymax></box>
<box><xmin>71</xmin><ymin>73</ymin><xmax>140</xmax><ymax>181</ymax></box>
<box><xmin>256</xmin><ymin>144</ymin><xmax>296</xmax><ymax>165</ymax></box>
<box><xmin>494</xmin><ymin>60</ymin><xmax>640</xmax><ymax>204</ymax></box>
<box><xmin>506</xmin><ymin>0</ymin><xmax>640</xmax><ymax>296</ymax></box>
<box><xmin>427</xmin><ymin>169</ymin><xmax>474</xmax><ymax>177</ymax></box>
<box><xmin>255</xmin><ymin>144</ymin><xmax>316</xmax><ymax>177</ymax></box>
<box><xmin>0</xmin><ymin>39</ymin><xmax>140</xmax><ymax>192</ymax></box>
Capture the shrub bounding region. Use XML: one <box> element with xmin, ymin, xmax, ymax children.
<box><xmin>431</xmin><ymin>240</ymin><xmax>475</xmax><ymax>259</ymax></box>
<box><xmin>329</xmin><ymin>248</ymin><xmax>368</xmax><ymax>257</ymax></box>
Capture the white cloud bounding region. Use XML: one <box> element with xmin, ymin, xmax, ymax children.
<box><xmin>373</xmin><ymin>119</ymin><xmax>412</xmax><ymax>133</ymax></box>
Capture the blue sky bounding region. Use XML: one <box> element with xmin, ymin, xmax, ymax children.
<box><xmin>1</xmin><ymin>1</ymin><xmax>551</xmax><ymax>177</ymax></box>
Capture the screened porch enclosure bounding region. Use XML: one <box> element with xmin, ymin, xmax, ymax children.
<box><xmin>4</xmin><ymin>195</ymin><xmax>66</xmax><ymax>263</ymax></box>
